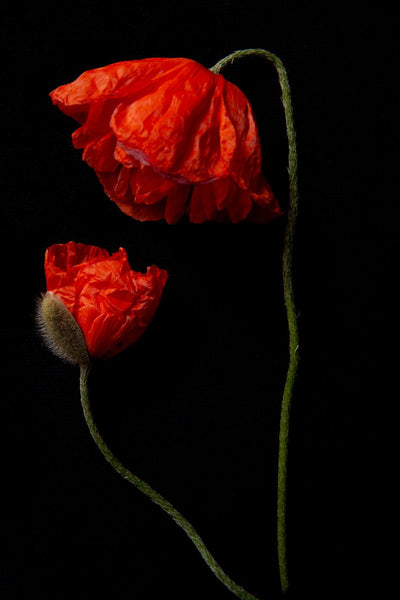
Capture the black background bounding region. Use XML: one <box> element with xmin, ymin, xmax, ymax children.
<box><xmin>2</xmin><ymin>2</ymin><xmax>398</xmax><ymax>599</ymax></box>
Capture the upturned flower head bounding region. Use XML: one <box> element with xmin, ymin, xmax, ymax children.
<box><xmin>37</xmin><ymin>241</ymin><xmax>168</xmax><ymax>361</ymax></box>
<box><xmin>50</xmin><ymin>57</ymin><xmax>282</xmax><ymax>224</ymax></box>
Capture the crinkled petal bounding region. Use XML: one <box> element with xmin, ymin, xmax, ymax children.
<box><xmin>45</xmin><ymin>241</ymin><xmax>110</xmax><ymax>300</ymax></box>
<box><xmin>44</xmin><ymin>242</ymin><xmax>167</xmax><ymax>358</ymax></box>
<box><xmin>49</xmin><ymin>58</ymin><xmax>189</xmax><ymax>118</ymax></box>
<box><xmin>75</xmin><ymin>263</ymin><xmax>167</xmax><ymax>358</ymax></box>
<box><xmin>81</xmin><ymin>131</ymin><xmax>120</xmax><ymax>172</ymax></box>
<box><xmin>96</xmin><ymin>162</ymin><xmax>190</xmax><ymax>222</ymax></box>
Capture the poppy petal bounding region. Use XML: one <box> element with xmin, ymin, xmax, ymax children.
<box><xmin>44</xmin><ymin>242</ymin><xmax>168</xmax><ymax>359</ymax></box>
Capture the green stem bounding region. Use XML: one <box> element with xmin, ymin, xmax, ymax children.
<box><xmin>79</xmin><ymin>363</ymin><xmax>261</xmax><ymax>600</ymax></box>
<box><xmin>211</xmin><ymin>49</ymin><xmax>300</xmax><ymax>593</ymax></box>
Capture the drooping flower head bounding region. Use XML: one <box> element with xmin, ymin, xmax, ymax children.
<box><xmin>50</xmin><ymin>57</ymin><xmax>282</xmax><ymax>224</ymax></box>
<box><xmin>39</xmin><ymin>241</ymin><xmax>167</xmax><ymax>360</ymax></box>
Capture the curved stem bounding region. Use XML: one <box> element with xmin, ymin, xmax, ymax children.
<box><xmin>79</xmin><ymin>363</ymin><xmax>261</xmax><ymax>600</ymax></box>
<box><xmin>211</xmin><ymin>49</ymin><xmax>300</xmax><ymax>593</ymax></box>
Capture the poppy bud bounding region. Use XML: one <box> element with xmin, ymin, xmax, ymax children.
<box><xmin>36</xmin><ymin>292</ymin><xmax>90</xmax><ymax>365</ymax></box>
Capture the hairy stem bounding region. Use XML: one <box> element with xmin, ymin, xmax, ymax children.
<box><xmin>211</xmin><ymin>49</ymin><xmax>300</xmax><ymax>593</ymax></box>
<box><xmin>79</xmin><ymin>363</ymin><xmax>261</xmax><ymax>600</ymax></box>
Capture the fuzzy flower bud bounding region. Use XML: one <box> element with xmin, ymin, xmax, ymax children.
<box><xmin>36</xmin><ymin>292</ymin><xmax>90</xmax><ymax>365</ymax></box>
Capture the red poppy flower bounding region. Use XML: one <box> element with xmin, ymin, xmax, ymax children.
<box><xmin>50</xmin><ymin>57</ymin><xmax>282</xmax><ymax>224</ymax></box>
<box><xmin>43</xmin><ymin>241</ymin><xmax>168</xmax><ymax>359</ymax></box>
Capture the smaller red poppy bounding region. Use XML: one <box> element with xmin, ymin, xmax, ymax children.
<box><xmin>50</xmin><ymin>57</ymin><xmax>282</xmax><ymax>224</ymax></box>
<box><xmin>41</xmin><ymin>241</ymin><xmax>168</xmax><ymax>359</ymax></box>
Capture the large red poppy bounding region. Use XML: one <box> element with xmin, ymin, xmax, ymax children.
<box><xmin>50</xmin><ymin>57</ymin><xmax>282</xmax><ymax>224</ymax></box>
<box><xmin>44</xmin><ymin>241</ymin><xmax>168</xmax><ymax>359</ymax></box>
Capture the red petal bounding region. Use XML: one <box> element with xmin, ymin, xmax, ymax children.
<box><xmin>45</xmin><ymin>243</ymin><xmax>168</xmax><ymax>359</ymax></box>
<box><xmin>75</xmin><ymin>261</ymin><xmax>167</xmax><ymax>358</ymax></box>
<box><xmin>45</xmin><ymin>242</ymin><xmax>110</xmax><ymax>307</ymax></box>
<box><xmin>49</xmin><ymin>58</ymin><xmax>189</xmax><ymax>118</ymax></box>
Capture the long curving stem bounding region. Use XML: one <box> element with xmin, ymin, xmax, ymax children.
<box><xmin>211</xmin><ymin>49</ymin><xmax>300</xmax><ymax>593</ymax></box>
<box><xmin>79</xmin><ymin>363</ymin><xmax>261</xmax><ymax>600</ymax></box>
